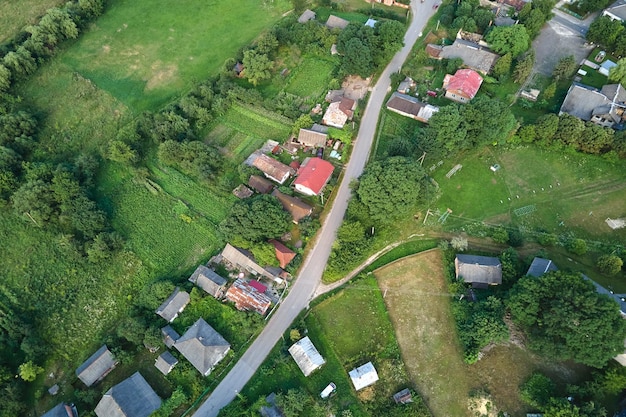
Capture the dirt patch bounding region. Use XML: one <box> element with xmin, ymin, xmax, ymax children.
<box><xmin>145</xmin><ymin>61</ymin><xmax>178</xmax><ymax>91</ymax></box>
<box><xmin>468</xmin><ymin>395</ymin><xmax>498</xmax><ymax>417</ymax></box>
<box><xmin>342</xmin><ymin>75</ymin><xmax>371</xmax><ymax>100</ymax></box>
<box><xmin>102</xmin><ymin>45</ymin><xmax>111</xmax><ymax>53</ymax></box>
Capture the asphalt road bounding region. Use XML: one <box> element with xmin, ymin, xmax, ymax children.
<box><xmin>192</xmin><ymin>3</ymin><xmax>435</xmax><ymax>416</ymax></box>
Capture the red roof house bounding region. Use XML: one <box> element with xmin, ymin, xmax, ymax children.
<box><xmin>225</xmin><ymin>279</ymin><xmax>272</xmax><ymax>315</ymax></box>
<box><xmin>442</xmin><ymin>69</ymin><xmax>483</xmax><ymax>103</ymax></box>
<box><xmin>293</xmin><ymin>157</ymin><xmax>334</xmax><ymax>196</ymax></box>
<box><xmin>269</xmin><ymin>240</ymin><xmax>296</xmax><ymax>269</ymax></box>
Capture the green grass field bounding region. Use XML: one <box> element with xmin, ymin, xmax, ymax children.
<box><xmin>285</xmin><ymin>57</ymin><xmax>337</xmax><ymax>98</ymax></box>
<box><xmin>58</xmin><ymin>0</ymin><xmax>290</xmax><ymax>112</ymax></box>
<box><xmin>374</xmin><ymin>110</ymin><xmax>422</xmax><ymax>159</ymax></box>
<box><xmin>97</xmin><ymin>162</ymin><xmax>227</xmax><ymax>276</ymax></box>
<box><xmin>0</xmin><ymin>0</ymin><xmax>64</xmax><ymax>43</ymax></box>
<box><xmin>205</xmin><ymin>103</ymin><xmax>293</xmax><ymax>162</ymax></box>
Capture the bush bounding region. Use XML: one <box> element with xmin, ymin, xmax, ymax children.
<box><xmin>567</xmin><ymin>238</ymin><xmax>588</xmax><ymax>256</ymax></box>
<box><xmin>597</xmin><ymin>254</ymin><xmax>623</xmax><ymax>275</ymax></box>
<box><xmin>520</xmin><ymin>373</ymin><xmax>555</xmax><ymax>408</ymax></box>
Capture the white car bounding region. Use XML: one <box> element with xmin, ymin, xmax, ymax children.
<box><xmin>320</xmin><ymin>382</ymin><xmax>337</xmax><ymax>399</ymax></box>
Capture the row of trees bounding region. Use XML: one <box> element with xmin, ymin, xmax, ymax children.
<box><xmin>512</xmin><ymin>113</ymin><xmax>626</xmax><ymax>157</ymax></box>
<box><xmin>586</xmin><ymin>15</ymin><xmax>626</xmax><ymax>56</ymax></box>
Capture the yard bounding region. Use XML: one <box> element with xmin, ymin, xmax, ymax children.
<box><xmin>374</xmin><ymin>250</ymin><xmax>590</xmax><ymax>417</ymax></box>
<box><xmin>285</xmin><ymin>57</ymin><xmax>337</xmax><ymax>98</ymax></box>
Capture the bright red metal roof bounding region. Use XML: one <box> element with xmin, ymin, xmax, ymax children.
<box><xmin>294</xmin><ymin>157</ymin><xmax>334</xmax><ymax>195</ymax></box>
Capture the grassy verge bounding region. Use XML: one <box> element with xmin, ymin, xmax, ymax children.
<box><xmin>364</xmin><ymin>239</ymin><xmax>438</xmax><ymax>272</ymax></box>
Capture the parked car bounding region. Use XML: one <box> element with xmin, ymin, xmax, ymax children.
<box><xmin>320</xmin><ymin>382</ymin><xmax>336</xmax><ymax>399</ymax></box>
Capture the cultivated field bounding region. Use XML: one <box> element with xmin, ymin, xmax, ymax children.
<box><xmin>285</xmin><ymin>57</ymin><xmax>337</xmax><ymax>98</ymax></box>
<box><xmin>0</xmin><ymin>0</ymin><xmax>63</xmax><ymax>43</ymax></box>
<box><xmin>375</xmin><ymin>250</ymin><xmax>590</xmax><ymax>417</ymax></box>
<box><xmin>59</xmin><ymin>0</ymin><xmax>290</xmax><ymax>111</ymax></box>
<box><xmin>205</xmin><ymin>103</ymin><xmax>293</xmax><ymax>162</ymax></box>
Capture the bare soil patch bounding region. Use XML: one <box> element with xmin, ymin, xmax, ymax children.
<box><xmin>342</xmin><ymin>75</ymin><xmax>371</xmax><ymax>100</ymax></box>
<box><xmin>145</xmin><ymin>61</ymin><xmax>178</xmax><ymax>91</ymax></box>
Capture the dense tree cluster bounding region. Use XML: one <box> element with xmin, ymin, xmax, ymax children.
<box><xmin>586</xmin><ymin>16</ymin><xmax>626</xmax><ymax>56</ymax></box>
<box><xmin>221</xmin><ymin>194</ymin><xmax>291</xmax><ymax>243</ymax></box>
<box><xmin>157</xmin><ymin>140</ymin><xmax>222</xmax><ymax>181</ymax></box>
<box><xmin>511</xmin><ymin>113</ymin><xmax>622</xmax><ymax>157</ymax></box>
<box><xmin>508</xmin><ymin>271</ymin><xmax>626</xmax><ymax>367</ymax></box>
<box><xmin>438</xmin><ymin>0</ymin><xmax>495</xmax><ymax>34</ymax></box>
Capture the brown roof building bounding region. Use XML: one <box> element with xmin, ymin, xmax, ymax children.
<box><xmin>322</xmin><ymin>98</ymin><xmax>356</xmax><ymax>128</ymax></box>
<box><xmin>455</xmin><ymin>254</ymin><xmax>502</xmax><ymax>288</ymax></box>
<box><xmin>252</xmin><ymin>154</ymin><xmax>294</xmax><ymax>184</ymax></box>
<box><xmin>269</xmin><ymin>239</ymin><xmax>297</xmax><ymax>269</ymax></box>
<box><xmin>225</xmin><ymin>278</ymin><xmax>272</xmax><ymax>315</ymax></box>
<box><xmin>325</xmin><ymin>15</ymin><xmax>350</xmax><ymax>29</ymax></box>
<box><xmin>386</xmin><ymin>92</ymin><xmax>439</xmax><ymax>123</ymax></box>
<box><xmin>248</xmin><ymin>175</ymin><xmax>274</xmax><ymax>194</ymax></box>
<box><xmin>271</xmin><ymin>190</ymin><xmax>313</xmax><ymax>224</ymax></box>
<box><xmin>297</xmin><ymin>128</ymin><xmax>328</xmax><ymax>147</ymax></box>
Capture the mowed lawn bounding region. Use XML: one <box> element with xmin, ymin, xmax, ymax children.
<box><xmin>375</xmin><ymin>250</ymin><xmax>591</xmax><ymax>417</ymax></box>
<box><xmin>432</xmin><ymin>147</ymin><xmax>626</xmax><ymax>239</ymax></box>
<box><xmin>60</xmin><ymin>0</ymin><xmax>290</xmax><ymax>111</ymax></box>
<box><xmin>0</xmin><ymin>0</ymin><xmax>63</xmax><ymax>43</ymax></box>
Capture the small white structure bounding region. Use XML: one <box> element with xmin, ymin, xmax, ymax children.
<box><xmin>288</xmin><ymin>336</ymin><xmax>326</xmax><ymax>376</ymax></box>
<box><xmin>320</xmin><ymin>382</ymin><xmax>336</xmax><ymax>399</ymax></box>
<box><xmin>606</xmin><ymin>218</ymin><xmax>626</xmax><ymax>230</ymax></box>
<box><xmin>349</xmin><ymin>362</ymin><xmax>379</xmax><ymax>391</ymax></box>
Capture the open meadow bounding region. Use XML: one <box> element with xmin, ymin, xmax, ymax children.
<box><xmin>374</xmin><ymin>250</ymin><xmax>590</xmax><ymax>417</ymax></box>
<box><xmin>0</xmin><ymin>0</ymin><xmax>64</xmax><ymax>43</ymax></box>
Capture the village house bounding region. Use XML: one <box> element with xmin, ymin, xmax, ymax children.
<box><xmin>297</xmin><ymin>9</ymin><xmax>316</xmax><ymax>23</ymax></box>
<box><xmin>269</xmin><ymin>239</ymin><xmax>296</xmax><ymax>269</ymax></box>
<box><xmin>155</xmin><ymin>287</ymin><xmax>190</xmax><ymax>322</ymax></box>
<box><xmin>439</xmin><ymin>38</ymin><xmax>500</xmax><ymax>74</ymax></box>
<box><xmin>174</xmin><ymin>318</ymin><xmax>231</xmax><ymax>376</ymax></box>
<box><xmin>385</xmin><ymin>92</ymin><xmax>439</xmax><ymax>123</ymax></box>
<box><xmin>161</xmin><ymin>325</ymin><xmax>180</xmax><ymax>348</ymax></box>
<box><xmin>559</xmin><ymin>83</ymin><xmax>626</xmax><ymax>128</ymax></box>
<box><xmin>297</xmin><ymin>128</ymin><xmax>328</xmax><ymax>148</ymax></box>
<box><xmin>349</xmin><ymin>362</ymin><xmax>379</xmax><ymax>391</ymax></box>
<box><xmin>188</xmin><ymin>264</ymin><xmax>227</xmax><ymax>298</ymax></box>
<box><xmin>455</xmin><ymin>254</ymin><xmax>502</xmax><ymax>288</ymax></box>
<box><xmin>603</xmin><ymin>0</ymin><xmax>626</xmax><ymax>21</ymax></box>
<box><xmin>289</xmin><ymin>336</ymin><xmax>326</xmax><ymax>376</ymax></box>
<box><xmin>526</xmin><ymin>257</ymin><xmax>558</xmax><ymax>277</ymax></box>
<box><xmin>220</xmin><ymin>243</ymin><xmax>274</xmax><ymax>279</ymax></box>
<box><xmin>225</xmin><ymin>278</ymin><xmax>273</xmax><ymax>315</ymax></box>
<box><xmin>294</xmin><ymin>157</ymin><xmax>334</xmax><ymax>196</ymax></box>
<box><xmin>154</xmin><ymin>351</ymin><xmax>178</xmax><ymax>376</ymax></box>
<box><xmin>443</xmin><ymin>69</ymin><xmax>483</xmax><ymax>103</ymax></box>
<box><xmin>41</xmin><ymin>403</ymin><xmax>78</xmax><ymax>417</ymax></box>
<box><xmin>322</xmin><ymin>97</ymin><xmax>356</xmax><ymax>128</ymax></box>
<box><xmin>272</xmin><ymin>189</ymin><xmax>313</xmax><ymax>224</ymax></box>
<box><xmin>251</xmin><ymin>153</ymin><xmax>295</xmax><ymax>184</ymax></box>
<box><xmin>75</xmin><ymin>345</ymin><xmax>117</xmax><ymax>387</ymax></box>
<box><xmin>397</xmin><ymin>77</ymin><xmax>416</xmax><ymax>94</ymax></box>
<box><xmin>248</xmin><ymin>174</ymin><xmax>274</xmax><ymax>194</ymax></box>
<box><xmin>94</xmin><ymin>372</ymin><xmax>161</xmax><ymax>417</ymax></box>
<box><xmin>325</xmin><ymin>15</ymin><xmax>350</xmax><ymax>29</ymax></box>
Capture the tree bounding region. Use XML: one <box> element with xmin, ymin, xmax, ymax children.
<box><xmin>587</xmin><ymin>16</ymin><xmax>624</xmax><ymax>47</ymax></box>
<box><xmin>485</xmin><ymin>25</ymin><xmax>530</xmax><ymax>57</ymax></box>
<box><xmin>513</xmin><ymin>51</ymin><xmax>535</xmax><ymax>83</ymax></box>
<box><xmin>566</xmin><ymin>238</ymin><xmax>587</xmax><ymax>255</ymax></box>
<box><xmin>552</xmin><ymin>55</ymin><xmax>577</xmax><ymax>80</ymax></box>
<box><xmin>242</xmin><ymin>49</ymin><xmax>273</xmax><ymax>86</ymax></box>
<box><xmin>18</xmin><ymin>361</ymin><xmax>43</xmax><ymax>382</ymax></box>
<box><xmin>0</xmin><ymin>64</ymin><xmax>10</xmax><ymax>92</ymax></box>
<box><xmin>507</xmin><ymin>271</ymin><xmax>626</xmax><ymax>367</ymax></box>
<box><xmin>428</xmin><ymin>104</ymin><xmax>467</xmax><ymax>152</ymax></box>
<box><xmin>356</xmin><ymin>157</ymin><xmax>425</xmax><ymax>222</ymax></box>
<box><xmin>221</xmin><ymin>194</ymin><xmax>291</xmax><ymax>243</ymax></box>
<box><xmin>274</xmin><ymin>389</ymin><xmax>309</xmax><ymax>417</ymax></box>
<box><xmin>535</xmin><ymin>113</ymin><xmax>559</xmax><ymax>144</ymax></box>
<box><xmin>292</xmin><ymin>114</ymin><xmax>313</xmax><ymax>135</ymax></box>
<box><xmin>597</xmin><ymin>254</ymin><xmax>623</xmax><ymax>275</ymax></box>
<box><xmin>107</xmin><ymin>140</ymin><xmax>137</xmax><ymax>164</ymax></box>
<box><xmin>609</xmin><ymin>58</ymin><xmax>626</xmax><ymax>86</ymax></box>
<box><xmin>520</xmin><ymin>373</ymin><xmax>555</xmax><ymax>408</ymax></box>
<box><xmin>341</xmin><ymin>38</ymin><xmax>373</xmax><ymax>77</ymax></box>
<box><xmin>256</xmin><ymin>32</ymin><xmax>279</xmax><ymax>56</ymax></box>
<box><xmin>493</xmin><ymin>53</ymin><xmax>512</xmax><ymax>79</ymax></box>
<box><xmin>250</xmin><ymin>242</ymin><xmax>279</xmax><ymax>267</ymax></box>
<box><xmin>542</xmin><ymin>82</ymin><xmax>556</xmax><ymax>101</ymax></box>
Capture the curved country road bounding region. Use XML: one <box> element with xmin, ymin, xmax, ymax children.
<box><xmin>193</xmin><ymin>2</ymin><xmax>436</xmax><ymax>415</ymax></box>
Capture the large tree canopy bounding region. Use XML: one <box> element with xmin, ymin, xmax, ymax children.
<box><xmin>221</xmin><ymin>194</ymin><xmax>291</xmax><ymax>243</ymax></box>
<box><xmin>485</xmin><ymin>25</ymin><xmax>530</xmax><ymax>57</ymax></box>
<box><xmin>507</xmin><ymin>271</ymin><xmax>626</xmax><ymax>367</ymax></box>
<box><xmin>356</xmin><ymin>156</ymin><xmax>425</xmax><ymax>222</ymax></box>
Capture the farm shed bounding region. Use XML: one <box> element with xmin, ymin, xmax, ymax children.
<box><xmin>75</xmin><ymin>345</ymin><xmax>117</xmax><ymax>387</ymax></box>
<box><xmin>225</xmin><ymin>278</ymin><xmax>272</xmax><ymax>315</ymax></box>
<box><xmin>155</xmin><ymin>287</ymin><xmax>190</xmax><ymax>322</ymax></box>
<box><xmin>154</xmin><ymin>351</ymin><xmax>178</xmax><ymax>375</ymax></box>
<box><xmin>272</xmin><ymin>190</ymin><xmax>313</xmax><ymax>224</ymax></box>
<box><xmin>269</xmin><ymin>239</ymin><xmax>296</xmax><ymax>269</ymax></box>
<box><xmin>288</xmin><ymin>336</ymin><xmax>326</xmax><ymax>376</ymax></box>
<box><xmin>325</xmin><ymin>15</ymin><xmax>349</xmax><ymax>29</ymax></box>
<box><xmin>349</xmin><ymin>362</ymin><xmax>379</xmax><ymax>391</ymax></box>
<box><xmin>188</xmin><ymin>264</ymin><xmax>227</xmax><ymax>298</ymax></box>
<box><xmin>174</xmin><ymin>318</ymin><xmax>231</xmax><ymax>376</ymax></box>
<box><xmin>386</xmin><ymin>92</ymin><xmax>439</xmax><ymax>122</ymax></box>
<box><xmin>298</xmin><ymin>9</ymin><xmax>316</xmax><ymax>23</ymax></box>
<box><xmin>94</xmin><ymin>372</ymin><xmax>161</xmax><ymax>417</ymax></box>
<box><xmin>252</xmin><ymin>153</ymin><xmax>295</xmax><ymax>184</ymax></box>
<box><xmin>248</xmin><ymin>175</ymin><xmax>274</xmax><ymax>194</ymax></box>
<box><xmin>161</xmin><ymin>325</ymin><xmax>180</xmax><ymax>348</ymax></box>
<box><xmin>455</xmin><ymin>254</ymin><xmax>502</xmax><ymax>287</ymax></box>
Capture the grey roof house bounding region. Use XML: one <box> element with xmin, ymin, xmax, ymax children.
<box><xmin>94</xmin><ymin>372</ymin><xmax>161</xmax><ymax>417</ymax></box>
<box><xmin>162</xmin><ymin>325</ymin><xmax>180</xmax><ymax>348</ymax></box>
<box><xmin>189</xmin><ymin>264</ymin><xmax>227</xmax><ymax>298</ymax></box>
<box><xmin>221</xmin><ymin>243</ymin><xmax>274</xmax><ymax>278</ymax></box>
<box><xmin>155</xmin><ymin>287</ymin><xmax>190</xmax><ymax>322</ymax></box>
<box><xmin>603</xmin><ymin>0</ymin><xmax>626</xmax><ymax>21</ymax></box>
<box><xmin>440</xmin><ymin>39</ymin><xmax>500</xmax><ymax>74</ymax></box>
<box><xmin>174</xmin><ymin>318</ymin><xmax>231</xmax><ymax>376</ymax></box>
<box><xmin>41</xmin><ymin>403</ymin><xmax>78</xmax><ymax>417</ymax></box>
<box><xmin>298</xmin><ymin>9</ymin><xmax>316</xmax><ymax>23</ymax></box>
<box><xmin>559</xmin><ymin>83</ymin><xmax>626</xmax><ymax>128</ymax></box>
<box><xmin>75</xmin><ymin>345</ymin><xmax>117</xmax><ymax>387</ymax></box>
<box><xmin>288</xmin><ymin>336</ymin><xmax>326</xmax><ymax>376</ymax></box>
<box><xmin>526</xmin><ymin>257</ymin><xmax>558</xmax><ymax>277</ymax></box>
<box><xmin>155</xmin><ymin>351</ymin><xmax>178</xmax><ymax>375</ymax></box>
<box><xmin>455</xmin><ymin>254</ymin><xmax>502</xmax><ymax>287</ymax></box>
